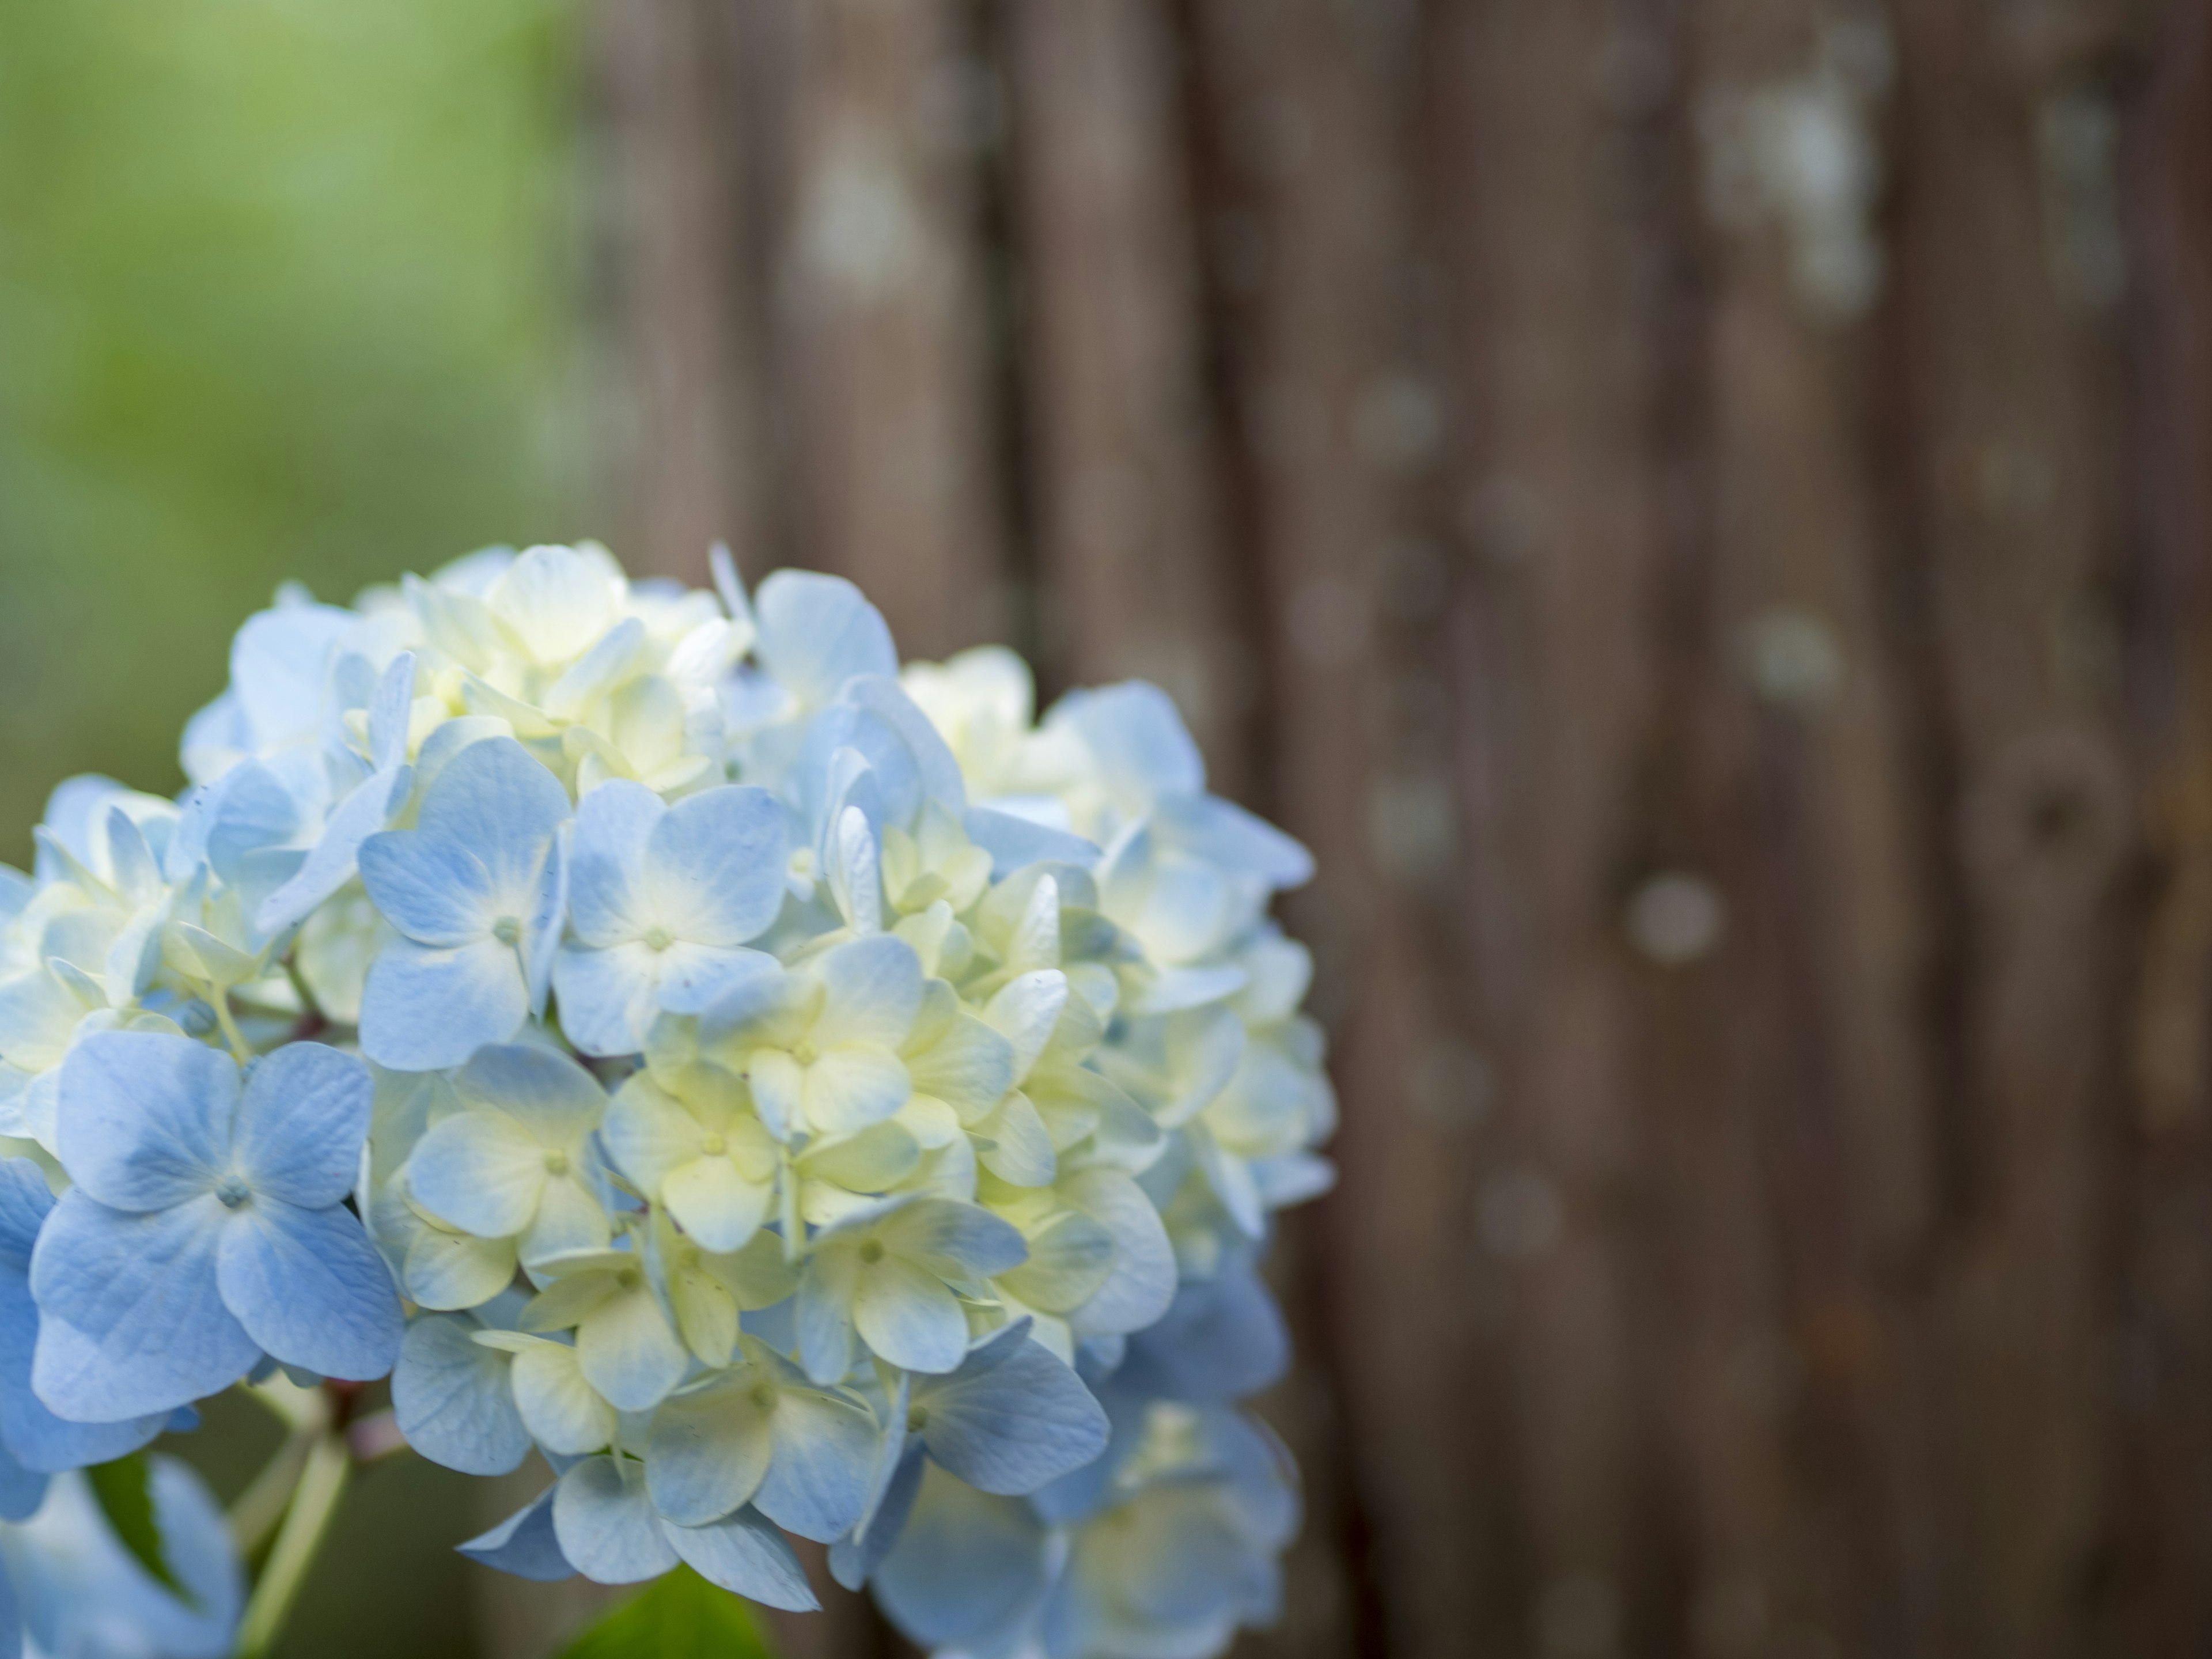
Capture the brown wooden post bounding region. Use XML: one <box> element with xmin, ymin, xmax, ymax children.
<box><xmin>772</xmin><ymin>0</ymin><xmax>1009</xmax><ymax>657</ymax></box>
<box><xmin>1182</xmin><ymin>2</ymin><xmax>1443</xmax><ymax>1654</ymax></box>
<box><xmin>589</xmin><ymin>0</ymin><xmax>762</xmax><ymax>585</ymax></box>
<box><xmin>1005</xmin><ymin>0</ymin><xmax>1256</xmax><ymax>785</ymax></box>
<box><xmin>575</xmin><ymin>0</ymin><xmax>2212</xmax><ymax>1653</ymax></box>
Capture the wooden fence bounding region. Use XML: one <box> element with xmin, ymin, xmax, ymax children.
<box><xmin>584</xmin><ymin>2</ymin><xmax>2212</xmax><ymax>1654</ymax></box>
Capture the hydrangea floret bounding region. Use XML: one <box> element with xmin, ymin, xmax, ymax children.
<box><xmin>0</xmin><ymin>542</ymin><xmax>1334</xmax><ymax>1658</ymax></box>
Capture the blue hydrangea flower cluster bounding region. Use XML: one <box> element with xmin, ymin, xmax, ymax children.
<box><xmin>0</xmin><ymin>543</ymin><xmax>1334</xmax><ymax>1657</ymax></box>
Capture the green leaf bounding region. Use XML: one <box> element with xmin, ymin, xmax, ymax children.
<box><xmin>85</xmin><ymin>1454</ymin><xmax>195</xmax><ymax>1605</ymax></box>
<box><xmin>557</xmin><ymin>1567</ymin><xmax>778</xmax><ymax>1659</ymax></box>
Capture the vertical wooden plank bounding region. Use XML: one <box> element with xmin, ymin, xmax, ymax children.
<box><xmin>1181</xmin><ymin>2</ymin><xmax>1453</xmax><ymax>1654</ymax></box>
<box><xmin>576</xmin><ymin>0</ymin><xmax>2212</xmax><ymax>1652</ymax></box>
<box><xmin>1887</xmin><ymin>1</ymin><xmax>2143</xmax><ymax>1650</ymax></box>
<box><xmin>1425</xmin><ymin>0</ymin><xmax>1677</xmax><ymax>1649</ymax></box>
<box><xmin>774</xmin><ymin>0</ymin><xmax>1009</xmax><ymax>657</ymax></box>
<box><xmin>1669</xmin><ymin>5</ymin><xmax>1969</xmax><ymax>1655</ymax></box>
<box><xmin>1006</xmin><ymin>0</ymin><xmax>1254</xmax><ymax>785</ymax></box>
<box><xmin>589</xmin><ymin>0</ymin><xmax>760</xmax><ymax>582</ymax></box>
<box><xmin>2110</xmin><ymin>0</ymin><xmax>2212</xmax><ymax>1649</ymax></box>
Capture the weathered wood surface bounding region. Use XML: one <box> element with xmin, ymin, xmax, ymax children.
<box><xmin>590</xmin><ymin>0</ymin><xmax>2212</xmax><ymax>1652</ymax></box>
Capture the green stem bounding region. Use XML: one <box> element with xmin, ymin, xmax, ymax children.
<box><xmin>226</xmin><ymin>1426</ymin><xmax>316</xmax><ymax>1560</ymax></box>
<box><xmin>280</xmin><ymin>955</ymin><xmax>320</xmax><ymax>1021</ymax></box>
<box><xmin>211</xmin><ymin>990</ymin><xmax>253</xmax><ymax>1067</ymax></box>
<box><xmin>233</xmin><ymin>1432</ymin><xmax>350</xmax><ymax>1659</ymax></box>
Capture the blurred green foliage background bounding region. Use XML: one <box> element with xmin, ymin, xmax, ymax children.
<box><xmin>0</xmin><ymin>2</ymin><xmax>594</xmax><ymax>1650</ymax></box>
<box><xmin>0</xmin><ymin>0</ymin><xmax>594</xmax><ymax>866</ymax></box>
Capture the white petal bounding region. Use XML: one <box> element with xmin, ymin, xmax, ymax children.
<box><xmin>407</xmin><ymin>1111</ymin><xmax>545</xmax><ymax>1239</ymax></box>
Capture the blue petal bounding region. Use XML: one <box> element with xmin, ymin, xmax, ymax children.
<box><xmin>839</xmin><ymin>680</ymin><xmax>967</xmax><ymax>812</ymax></box>
<box><xmin>1061</xmin><ymin>1168</ymin><xmax>1177</xmax><ymax>1340</ymax></box>
<box><xmin>798</xmin><ymin>714</ymin><xmax>914</xmax><ymax>839</ymax></box>
<box><xmin>647</xmin><ymin>945</ymin><xmax>770</xmax><ymax>1024</ymax></box>
<box><xmin>573</xmin><ymin>1286</ymin><xmax>687</xmax><ymax>1414</ymax></box>
<box><xmin>710</xmin><ymin>542</ymin><xmax>752</xmax><ymax>628</ymax></box>
<box><xmin>643</xmin><ymin>1377</ymin><xmax>773</xmax><ymax>1527</ymax></box>
<box><xmin>457</xmin><ymin>1486</ymin><xmax>575</xmax><ymax>1582</ymax></box>
<box><xmin>1051</xmin><ymin>683</ymin><xmax>1206</xmax><ymax>801</ymax></box>
<box><xmin>392</xmin><ymin>1316</ymin><xmax>529</xmax><ymax>1476</ymax></box>
<box><xmin>0</xmin><ymin>1161</ymin><xmax>52</xmax><ymax>1268</ymax></box>
<box><xmin>695</xmin><ymin>955</ymin><xmax>810</xmax><ymax>1045</ymax></box>
<box><xmin>412</xmin><ymin>737</ymin><xmax>572</xmax><ymax>893</ymax></box>
<box><xmin>551</xmin><ymin>943</ymin><xmax>660</xmax><ymax>1059</ymax></box>
<box><xmin>855</xmin><ymin>1366</ymin><xmax>909</xmax><ymax>1533</ymax></box>
<box><xmin>32</xmin><ymin>777</ymin><xmax>128</xmax><ymax>881</ymax></box>
<box><xmin>101</xmin><ymin>808</ymin><xmax>162</xmax><ymax>901</ymax></box>
<box><xmin>214</xmin><ymin>1199</ymin><xmax>402</xmax><ymax>1382</ymax></box>
<box><xmin>565</xmin><ymin>781</ymin><xmax>661</xmax><ymax>944</ymax></box>
<box><xmin>754</xmin><ymin>571</ymin><xmax>897</xmax><ymax>709</ymax></box>
<box><xmin>30</xmin><ymin>1192</ymin><xmax>258</xmax><ymax>1421</ymax></box>
<box><xmin>830</xmin><ymin>1436</ymin><xmax>923</xmax><ymax>1591</ymax></box>
<box><xmin>1149</xmin><ymin>793</ymin><xmax>1314</xmax><ymax>890</ymax></box>
<box><xmin>225</xmin><ymin>601</ymin><xmax>355</xmax><ymax>752</ymax></box>
<box><xmin>7</xmin><ymin>1457</ymin><xmax>242</xmax><ymax>1656</ymax></box>
<box><xmin>55</xmin><ymin>1033</ymin><xmax>234</xmax><ymax>1213</ymax></box>
<box><xmin>0</xmin><ymin>1438</ymin><xmax>45</xmax><ymax>1522</ymax></box>
<box><xmin>359</xmin><ymin>938</ymin><xmax>528</xmax><ymax>1072</ymax></box>
<box><xmin>1047</xmin><ymin>1493</ymin><xmax>1247</xmax><ymax>1653</ymax></box>
<box><xmin>914</xmin><ymin>1322</ymin><xmax>1109</xmax><ymax>1496</ymax></box>
<box><xmin>794</xmin><ymin>1252</ymin><xmax>857</xmax><ymax>1386</ymax></box>
<box><xmin>1029</xmin><ymin>1388</ymin><xmax>1149</xmax><ymax>1527</ymax></box>
<box><xmin>646</xmin><ymin>786</ymin><xmax>788</xmax><ymax>947</ymax></box>
<box><xmin>525</xmin><ymin>825</ymin><xmax>568</xmax><ymax>1017</ymax></box>
<box><xmin>873</xmin><ymin>1464</ymin><xmax>1050</xmax><ymax>1651</ymax></box>
<box><xmin>358</xmin><ymin>831</ymin><xmax>498</xmax><ymax>947</ymax></box>
<box><xmin>881</xmin><ymin>1197</ymin><xmax>1029</xmax><ymax>1281</ymax></box>
<box><xmin>0</xmin><ymin>1270</ymin><xmax>162</xmax><ymax>1474</ymax></box>
<box><xmin>851</xmin><ymin>1261</ymin><xmax>968</xmax><ymax>1376</ymax></box>
<box><xmin>368</xmin><ymin>652</ymin><xmax>417</xmax><ymax>773</ymax></box>
<box><xmin>1114</xmin><ymin>1252</ymin><xmax>1287</xmax><ymax>1403</ymax></box>
<box><xmin>232</xmin><ymin>1044</ymin><xmax>372</xmax><ymax>1210</ymax></box>
<box><xmin>452</xmin><ymin>1043</ymin><xmax>608</xmax><ymax>1147</ymax></box>
<box><xmin>255</xmin><ymin>762</ymin><xmax>412</xmax><ymax>937</ymax></box>
<box><xmin>753</xmin><ymin>1387</ymin><xmax>877</xmax><ymax>1543</ymax></box>
<box><xmin>169</xmin><ymin>761</ymin><xmax>302</xmax><ymax>887</ymax></box>
<box><xmin>665</xmin><ymin>1506</ymin><xmax>819</xmax><ymax>1612</ymax></box>
<box><xmin>551</xmin><ymin>1455</ymin><xmax>679</xmax><ymax>1584</ymax></box>
<box><xmin>962</xmin><ymin>808</ymin><xmax>1100</xmax><ymax>878</ymax></box>
<box><xmin>0</xmin><ymin>1521</ymin><xmax>20</xmax><ymax>1655</ymax></box>
<box><xmin>140</xmin><ymin>1454</ymin><xmax>249</xmax><ymax>1649</ymax></box>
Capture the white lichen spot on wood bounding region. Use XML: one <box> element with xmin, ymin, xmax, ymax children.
<box><xmin>1626</xmin><ymin>872</ymin><xmax>1726</xmax><ymax>965</ymax></box>
<box><xmin>1698</xmin><ymin>11</ymin><xmax>1892</xmax><ymax>321</ymax></box>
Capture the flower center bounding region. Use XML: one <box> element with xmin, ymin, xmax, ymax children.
<box><xmin>491</xmin><ymin>915</ymin><xmax>522</xmax><ymax>946</ymax></box>
<box><xmin>858</xmin><ymin>1239</ymin><xmax>885</xmax><ymax>1265</ymax></box>
<box><xmin>791</xmin><ymin>1040</ymin><xmax>819</xmax><ymax>1067</ymax></box>
<box><xmin>700</xmin><ymin>1132</ymin><xmax>727</xmax><ymax>1157</ymax></box>
<box><xmin>644</xmin><ymin>925</ymin><xmax>673</xmax><ymax>951</ymax></box>
<box><xmin>751</xmin><ymin>1385</ymin><xmax>779</xmax><ymax>1414</ymax></box>
<box><xmin>215</xmin><ymin>1176</ymin><xmax>252</xmax><ymax>1210</ymax></box>
<box><xmin>907</xmin><ymin>1406</ymin><xmax>929</xmax><ymax>1433</ymax></box>
<box><xmin>543</xmin><ymin>1149</ymin><xmax>570</xmax><ymax>1177</ymax></box>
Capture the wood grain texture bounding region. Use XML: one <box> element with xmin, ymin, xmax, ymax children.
<box><xmin>1005</xmin><ymin>0</ymin><xmax>1257</xmax><ymax>784</ymax></box>
<box><xmin>772</xmin><ymin>0</ymin><xmax>1008</xmax><ymax>656</ymax></box>
<box><xmin>1183</xmin><ymin>3</ymin><xmax>1445</xmax><ymax>1653</ymax></box>
<box><xmin>579</xmin><ymin>0</ymin><xmax>2212</xmax><ymax>1653</ymax></box>
<box><xmin>589</xmin><ymin>0</ymin><xmax>760</xmax><ymax>585</ymax></box>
